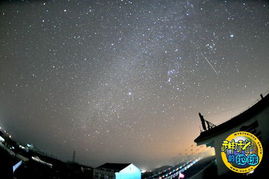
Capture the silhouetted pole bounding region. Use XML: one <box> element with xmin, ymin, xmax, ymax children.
<box><xmin>199</xmin><ymin>113</ymin><xmax>207</xmax><ymax>131</ymax></box>
<box><xmin>72</xmin><ymin>150</ymin><xmax>76</xmax><ymax>163</ymax></box>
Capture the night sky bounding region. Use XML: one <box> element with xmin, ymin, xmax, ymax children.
<box><xmin>0</xmin><ymin>0</ymin><xmax>269</xmax><ymax>169</ymax></box>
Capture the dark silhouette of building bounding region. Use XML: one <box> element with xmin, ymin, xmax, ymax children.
<box><xmin>194</xmin><ymin>93</ymin><xmax>269</xmax><ymax>177</ymax></box>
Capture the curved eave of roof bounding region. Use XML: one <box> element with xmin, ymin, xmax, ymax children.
<box><xmin>96</xmin><ymin>163</ymin><xmax>131</xmax><ymax>172</ymax></box>
<box><xmin>195</xmin><ymin>94</ymin><xmax>269</xmax><ymax>144</ymax></box>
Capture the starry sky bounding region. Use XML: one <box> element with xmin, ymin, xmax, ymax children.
<box><xmin>0</xmin><ymin>0</ymin><xmax>269</xmax><ymax>169</ymax></box>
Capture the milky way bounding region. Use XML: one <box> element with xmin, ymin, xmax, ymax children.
<box><xmin>0</xmin><ymin>0</ymin><xmax>269</xmax><ymax>169</ymax></box>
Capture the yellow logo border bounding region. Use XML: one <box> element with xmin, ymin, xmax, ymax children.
<box><xmin>221</xmin><ymin>131</ymin><xmax>263</xmax><ymax>174</ymax></box>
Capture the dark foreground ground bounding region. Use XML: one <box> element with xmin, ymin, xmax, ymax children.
<box><xmin>0</xmin><ymin>127</ymin><xmax>267</xmax><ymax>179</ymax></box>
<box><xmin>0</xmin><ymin>128</ymin><xmax>93</xmax><ymax>179</ymax></box>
